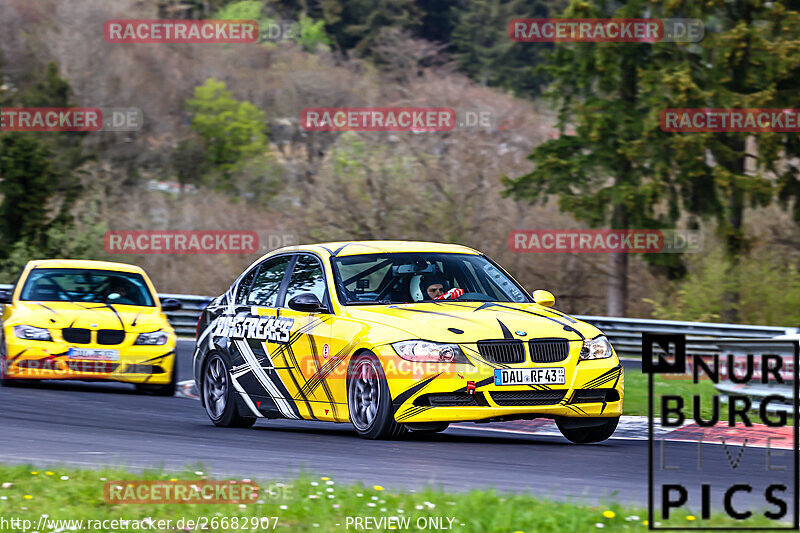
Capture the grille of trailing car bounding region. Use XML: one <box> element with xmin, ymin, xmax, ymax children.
<box><xmin>490</xmin><ymin>390</ymin><xmax>566</xmax><ymax>406</ymax></box>
<box><xmin>571</xmin><ymin>388</ymin><xmax>620</xmax><ymax>404</ymax></box>
<box><xmin>62</xmin><ymin>327</ymin><xmax>91</xmax><ymax>344</ymax></box>
<box><xmin>97</xmin><ymin>329</ymin><xmax>125</xmax><ymax>345</ymax></box>
<box><xmin>124</xmin><ymin>364</ymin><xmax>165</xmax><ymax>374</ymax></box>
<box><xmin>65</xmin><ymin>361</ymin><xmax>118</xmax><ymax>373</ymax></box>
<box><xmin>477</xmin><ymin>340</ymin><xmax>526</xmax><ymax>364</ymax></box>
<box><xmin>528</xmin><ymin>339</ymin><xmax>570</xmax><ymax>363</ymax></box>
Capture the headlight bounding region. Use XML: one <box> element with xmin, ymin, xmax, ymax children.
<box><xmin>13</xmin><ymin>325</ymin><xmax>52</xmax><ymax>341</ymax></box>
<box><xmin>579</xmin><ymin>335</ymin><xmax>613</xmax><ymax>360</ymax></box>
<box><xmin>392</xmin><ymin>340</ymin><xmax>470</xmax><ymax>363</ymax></box>
<box><xmin>134</xmin><ymin>331</ymin><xmax>170</xmax><ymax>346</ymax></box>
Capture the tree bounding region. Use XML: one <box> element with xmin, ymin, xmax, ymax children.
<box><xmin>506</xmin><ymin>0</ymin><xmax>800</xmax><ymax>318</ymax></box>
<box><xmin>644</xmin><ymin>0</ymin><xmax>800</xmax><ymax>322</ymax></box>
<box><xmin>186</xmin><ymin>78</ymin><xmax>280</xmax><ymax>201</ymax></box>
<box><xmin>504</xmin><ymin>0</ymin><xmax>681</xmax><ymax>316</ymax></box>
<box><xmin>20</xmin><ymin>62</ymin><xmax>89</xmax><ymax>218</ymax></box>
<box><xmin>450</xmin><ymin>0</ymin><xmax>558</xmax><ymax>98</ymax></box>
<box><xmin>0</xmin><ymin>135</ymin><xmax>56</xmax><ymax>250</ymax></box>
<box><xmin>320</xmin><ymin>0</ymin><xmax>420</xmax><ymax>54</ymax></box>
<box><xmin>0</xmin><ymin>61</ymin><xmax>94</xmax><ymax>261</ymax></box>
<box><xmin>417</xmin><ymin>0</ymin><xmax>454</xmax><ymax>43</ymax></box>
<box><xmin>186</xmin><ymin>78</ymin><xmax>270</xmax><ymax>174</ymax></box>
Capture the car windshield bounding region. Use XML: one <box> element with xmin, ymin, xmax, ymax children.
<box><xmin>331</xmin><ymin>253</ymin><xmax>529</xmax><ymax>305</ymax></box>
<box><xmin>19</xmin><ymin>268</ymin><xmax>155</xmax><ymax>306</ymax></box>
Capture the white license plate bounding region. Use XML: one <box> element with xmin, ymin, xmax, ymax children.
<box><xmin>494</xmin><ymin>367</ymin><xmax>565</xmax><ymax>386</ymax></box>
<box><xmin>67</xmin><ymin>348</ymin><xmax>119</xmax><ymax>361</ymax></box>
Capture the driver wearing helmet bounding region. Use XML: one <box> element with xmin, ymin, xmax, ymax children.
<box><xmin>419</xmin><ymin>274</ymin><xmax>464</xmax><ymax>301</ymax></box>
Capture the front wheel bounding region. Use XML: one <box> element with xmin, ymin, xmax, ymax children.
<box><xmin>556</xmin><ymin>416</ymin><xmax>619</xmax><ymax>444</ymax></box>
<box><xmin>347</xmin><ymin>352</ymin><xmax>406</xmax><ymax>440</ymax></box>
<box><xmin>201</xmin><ymin>353</ymin><xmax>256</xmax><ymax>428</ymax></box>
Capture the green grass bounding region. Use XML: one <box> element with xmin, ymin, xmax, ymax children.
<box><xmin>0</xmin><ymin>464</ymin><xmax>784</xmax><ymax>531</ymax></box>
<box><xmin>623</xmin><ymin>368</ymin><xmax>723</xmax><ymax>421</ymax></box>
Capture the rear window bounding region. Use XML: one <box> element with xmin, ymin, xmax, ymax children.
<box><xmin>20</xmin><ymin>268</ymin><xmax>155</xmax><ymax>307</ymax></box>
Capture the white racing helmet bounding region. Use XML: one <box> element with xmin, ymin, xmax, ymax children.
<box><xmin>409</xmin><ymin>274</ymin><xmax>447</xmax><ymax>302</ymax></box>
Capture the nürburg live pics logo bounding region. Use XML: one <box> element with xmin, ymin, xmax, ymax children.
<box><xmin>643</xmin><ymin>333</ymin><xmax>799</xmax><ymax>530</ymax></box>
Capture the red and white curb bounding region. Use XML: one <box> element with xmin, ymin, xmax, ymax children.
<box><xmin>452</xmin><ymin>417</ymin><xmax>795</xmax><ymax>449</ymax></box>
<box><xmin>177</xmin><ymin>379</ymin><xmax>199</xmax><ymax>399</ymax></box>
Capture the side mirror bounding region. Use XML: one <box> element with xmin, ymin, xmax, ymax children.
<box><xmin>288</xmin><ymin>293</ymin><xmax>325</xmax><ymax>313</ymax></box>
<box><xmin>161</xmin><ymin>298</ymin><xmax>182</xmax><ymax>312</ymax></box>
<box><xmin>0</xmin><ymin>289</ymin><xmax>12</xmax><ymax>304</ymax></box>
<box><xmin>532</xmin><ymin>290</ymin><xmax>555</xmax><ymax>308</ymax></box>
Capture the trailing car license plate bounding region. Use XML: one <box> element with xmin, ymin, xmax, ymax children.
<box><xmin>67</xmin><ymin>348</ymin><xmax>119</xmax><ymax>361</ymax></box>
<box><xmin>494</xmin><ymin>367</ymin><xmax>565</xmax><ymax>386</ymax></box>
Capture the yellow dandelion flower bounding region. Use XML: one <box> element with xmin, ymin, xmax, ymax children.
<box><xmin>45</xmin><ymin>472</ymin><xmax>54</xmax><ymax>476</ymax></box>
<box><xmin>687</xmin><ymin>516</ymin><xmax>696</xmax><ymax>521</ymax></box>
<box><xmin>602</xmin><ymin>510</ymin><xmax>616</xmax><ymax>519</ymax></box>
<box><xmin>170</xmin><ymin>478</ymin><xmax>178</xmax><ymax>482</ymax></box>
<box><xmin>23</xmin><ymin>495</ymin><xmax>32</xmax><ymax>500</ymax></box>
<box><xmin>643</xmin><ymin>520</ymin><xmax>649</xmax><ymax>526</ymax></box>
<box><xmin>373</xmin><ymin>485</ymin><xmax>384</xmax><ymax>491</ymax></box>
<box><xmin>30</xmin><ymin>472</ymin><xmax>38</xmax><ymax>475</ymax></box>
<box><xmin>321</xmin><ymin>477</ymin><xmax>330</xmax><ymax>481</ymax></box>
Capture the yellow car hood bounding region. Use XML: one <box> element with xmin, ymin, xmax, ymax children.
<box><xmin>9</xmin><ymin>301</ymin><xmax>171</xmax><ymax>333</ymax></box>
<box><xmin>342</xmin><ymin>301</ymin><xmax>602</xmax><ymax>344</ymax></box>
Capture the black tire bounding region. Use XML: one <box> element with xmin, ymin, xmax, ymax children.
<box><xmin>405</xmin><ymin>422</ymin><xmax>450</xmax><ymax>434</ymax></box>
<box><xmin>135</xmin><ymin>356</ymin><xmax>178</xmax><ymax>396</ymax></box>
<box><xmin>201</xmin><ymin>352</ymin><xmax>256</xmax><ymax>428</ymax></box>
<box><xmin>556</xmin><ymin>416</ymin><xmax>619</xmax><ymax>444</ymax></box>
<box><xmin>347</xmin><ymin>352</ymin><xmax>407</xmax><ymax>440</ymax></box>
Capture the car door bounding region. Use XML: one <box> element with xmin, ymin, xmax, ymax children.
<box><xmin>226</xmin><ymin>254</ymin><xmax>304</xmax><ymax>420</ymax></box>
<box><xmin>273</xmin><ymin>253</ymin><xmax>340</xmax><ymax>421</ymax></box>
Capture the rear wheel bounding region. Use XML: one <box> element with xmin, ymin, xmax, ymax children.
<box><xmin>347</xmin><ymin>352</ymin><xmax>406</xmax><ymax>440</ymax></box>
<box><xmin>556</xmin><ymin>416</ymin><xmax>619</xmax><ymax>444</ymax></box>
<box><xmin>135</xmin><ymin>357</ymin><xmax>177</xmax><ymax>396</ymax></box>
<box><xmin>202</xmin><ymin>353</ymin><xmax>256</xmax><ymax>428</ymax></box>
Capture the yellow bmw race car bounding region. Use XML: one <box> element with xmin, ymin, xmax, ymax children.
<box><xmin>0</xmin><ymin>259</ymin><xmax>181</xmax><ymax>395</ymax></box>
<box><xmin>193</xmin><ymin>241</ymin><xmax>623</xmax><ymax>442</ymax></box>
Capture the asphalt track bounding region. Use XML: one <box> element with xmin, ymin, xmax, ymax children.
<box><xmin>0</xmin><ymin>341</ymin><xmax>795</xmax><ymax>515</ymax></box>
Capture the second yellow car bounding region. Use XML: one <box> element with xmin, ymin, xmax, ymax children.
<box><xmin>0</xmin><ymin>259</ymin><xmax>180</xmax><ymax>395</ymax></box>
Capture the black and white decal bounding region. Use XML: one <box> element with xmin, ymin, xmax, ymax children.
<box><xmin>214</xmin><ymin>314</ymin><xmax>294</xmax><ymax>343</ymax></box>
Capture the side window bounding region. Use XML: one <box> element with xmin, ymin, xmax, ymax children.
<box><xmin>246</xmin><ymin>256</ymin><xmax>292</xmax><ymax>307</ymax></box>
<box><xmin>235</xmin><ymin>267</ymin><xmax>259</xmax><ymax>305</ymax></box>
<box><xmin>284</xmin><ymin>254</ymin><xmax>327</xmax><ymax>306</ymax></box>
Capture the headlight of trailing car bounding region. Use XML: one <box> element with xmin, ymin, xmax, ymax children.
<box><xmin>134</xmin><ymin>331</ymin><xmax>170</xmax><ymax>345</ymax></box>
<box><xmin>579</xmin><ymin>335</ymin><xmax>613</xmax><ymax>360</ymax></box>
<box><xmin>13</xmin><ymin>325</ymin><xmax>53</xmax><ymax>341</ymax></box>
<box><xmin>392</xmin><ymin>340</ymin><xmax>470</xmax><ymax>364</ymax></box>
